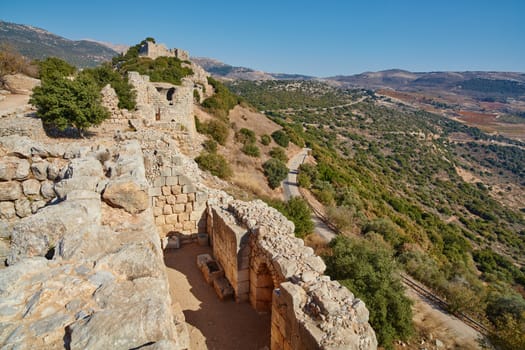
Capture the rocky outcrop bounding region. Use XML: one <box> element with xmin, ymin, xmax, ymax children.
<box><xmin>0</xmin><ymin>139</ymin><xmax>188</xmax><ymax>349</ymax></box>
<box><xmin>2</xmin><ymin>74</ymin><xmax>40</xmax><ymax>95</ymax></box>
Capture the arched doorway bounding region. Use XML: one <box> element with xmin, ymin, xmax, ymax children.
<box><xmin>250</xmin><ymin>262</ymin><xmax>275</xmax><ymax>312</ymax></box>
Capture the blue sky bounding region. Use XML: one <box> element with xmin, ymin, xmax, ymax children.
<box><xmin>1</xmin><ymin>0</ymin><xmax>524</xmax><ymax>76</ymax></box>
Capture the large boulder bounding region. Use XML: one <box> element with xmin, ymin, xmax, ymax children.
<box><xmin>102</xmin><ymin>179</ymin><xmax>149</xmax><ymax>214</ymax></box>
<box><xmin>2</xmin><ymin>74</ymin><xmax>40</xmax><ymax>95</ymax></box>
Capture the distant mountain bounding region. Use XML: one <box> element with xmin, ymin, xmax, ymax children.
<box><xmin>328</xmin><ymin>70</ymin><xmax>525</xmax><ymax>97</ymax></box>
<box><xmin>0</xmin><ymin>20</ymin><xmax>119</xmax><ymax>67</ymax></box>
<box><xmin>191</xmin><ymin>57</ymin><xmax>314</xmax><ymax>81</ymax></box>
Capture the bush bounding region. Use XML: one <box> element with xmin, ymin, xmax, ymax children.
<box><xmin>203</xmin><ymin>139</ymin><xmax>217</xmax><ymax>153</ymax></box>
<box><xmin>37</xmin><ymin>57</ymin><xmax>75</xmax><ymax>80</ymax></box>
<box><xmin>260</xmin><ymin>134</ymin><xmax>271</xmax><ymax>145</ymax></box>
<box><xmin>202</xmin><ymin>76</ymin><xmax>240</xmax><ymax>120</ymax></box>
<box><xmin>241</xmin><ymin>143</ymin><xmax>260</xmax><ymax>157</ymax></box>
<box><xmin>195</xmin><ymin>152</ymin><xmax>232</xmax><ymax>179</ymax></box>
<box><xmin>0</xmin><ymin>43</ymin><xmax>38</xmax><ymax>79</ymax></box>
<box><xmin>271</xmin><ymin>130</ymin><xmax>290</xmax><ymax>147</ymax></box>
<box><xmin>269</xmin><ymin>147</ymin><xmax>288</xmax><ymax>162</ymax></box>
<box><xmin>267</xmin><ymin>197</ymin><xmax>313</xmax><ymax>238</ymax></box>
<box><xmin>30</xmin><ymin>71</ymin><xmax>109</xmax><ymax>137</ymax></box>
<box><xmin>325</xmin><ymin>236</ymin><xmax>414</xmax><ymax>349</ymax></box>
<box><xmin>263</xmin><ymin>158</ymin><xmax>288</xmax><ymax>189</ymax></box>
<box><xmin>236</xmin><ymin>128</ymin><xmax>256</xmax><ymax>145</ymax></box>
<box><xmin>197</xmin><ymin>119</ymin><xmax>229</xmax><ymax>145</ymax></box>
<box><xmin>80</xmin><ymin>63</ymin><xmax>136</xmax><ymax>110</ymax></box>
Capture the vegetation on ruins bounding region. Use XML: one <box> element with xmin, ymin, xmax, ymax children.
<box><xmin>231</xmin><ymin>79</ymin><xmax>525</xmax><ymax>349</ymax></box>
<box><xmin>30</xmin><ymin>57</ymin><xmax>109</xmax><ymax>137</ymax></box>
<box><xmin>113</xmin><ymin>38</ymin><xmax>193</xmax><ymax>86</ymax></box>
<box><xmin>80</xmin><ymin>63</ymin><xmax>136</xmax><ymax>110</ymax></box>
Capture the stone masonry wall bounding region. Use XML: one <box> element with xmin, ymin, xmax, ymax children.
<box><xmin>207</xmin><ymin>199</ymin><xmax>378</xmax><ymax>350</ymax></box>
<box><xmin>0</xmin><ymin>138</ymin><xmax>189</xmax><ymax>349</ymax></box>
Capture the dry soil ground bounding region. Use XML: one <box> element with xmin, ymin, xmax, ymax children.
<box><xmin>164</xmin><ymin>243</ymin><xmax>271</xmax><ymax>350</ymax></box>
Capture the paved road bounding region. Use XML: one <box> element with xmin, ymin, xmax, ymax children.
<box><xmin>282</xmin><ymin>148</ymin><xmax>309</xmax><ymax>201</ymax></box>
<box><xmin>283</xmin><ymin>148</ymin><xmax>336</xmax><ymax>242</ymax></box>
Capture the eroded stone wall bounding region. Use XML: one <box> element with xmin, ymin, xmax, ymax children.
<box><xmin>207</xmin><ymin>199</ymin><xmax>378</xmax><ymax>350</ymax></box>
<box><xmin>0</xmin><ymin>137</ymin><xmax>189</xmax><ymax>349</ymax></box>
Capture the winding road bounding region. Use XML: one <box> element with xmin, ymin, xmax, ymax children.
<box><xmin>283</xmin><ymin>148</ymin><xmax>336</xmax><ymax>242</ymax></box>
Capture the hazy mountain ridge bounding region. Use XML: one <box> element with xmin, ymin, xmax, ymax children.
<box><xmin>192</xmin><ymin>57</ymin><xmax>314</xmax><ymax>81</ymax></box>
<box><xmin>0</xmin><ymin>20</ymin><xmax>118</xmax><ymax>67</ymax></box>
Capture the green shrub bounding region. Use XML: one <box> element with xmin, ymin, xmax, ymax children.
<box><xmin>202</xmin><ymin>76</ymin><xmax>240</xmax><ymax>120</ymax></box>
<box><xmin>271</xmin><ymin>130</ymin><xmax>290</xmax><ymax>147</ymax></box>
<box><xmin>325</xmin><ymin>236</ymin><xmax>414</xmax><ymax>349</ymax></box>
<box><xmin>37</xmin><ymin>57</ymin><xmax>75</xmax><ymax>80</ymax></box>
<box><xmin>269</xmin><ymin>147</ymin><xmax>288</xmax><ymax>162</ymax></box>
<box><xmin>30</xmin><ymin>68</ymin><xmax>109</xmax><ymax>137</ymax></box>
<box><xmin>260</xmin><ymin>134</ymin><xmax>271</xmax><ymax>145</ymax></box>
<box><xmin>195</xmin><ymin>152</ymin><xmax>232</xmax><ymax>179</ymax></box>
<box><xmin>267</xmin><ymin>197</ymin><xmax>313</xmax><ymax>238</ymax></box>
<box><xmin>241</xmin><ymin>143</ymin><xmax>260</xmax><ymax>157</ymax></box>
<box><xmin>80</xmin><ymin>63</ymin><xmax>136</xmax><ymax>110</ymax></box>
<box><xmin>203</xmin><ymin>139</ymin><xmax>217</xmax><ymax>153</ymax></box>
<box><xmin>236</xmin><ymin>128</ymin><xmax>256</xmax><ymax>145</ymax></box>
<box><xmin>263</xmin><ymin>158</ymin><xmax>288</xmax><ymax>189</ymax></box>
<box><xmin>197</xmin><ymin>119</ymin><xmax>229</xmax><ymax>145</ymax></box>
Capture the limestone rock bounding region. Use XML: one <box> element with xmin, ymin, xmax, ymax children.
<box><xmin>54</xmin><ymin>176</ymin><xmax>101</xmax><ymax>200</ymax></box>
<box><xmin>7</xmin><ymin>193</ymin><xmax>101</xmax><ymax>265</ymax></box>
<box><xmin>14</xmin><ymin>198</ymin><xmax>32</xmax><ymax>218</ymax></box>
<box><xmin>0</xmin><ymin>157</ymin><xmax>30</xmax><ymax>180</ymax></box>
<box><xmin>40</xmin><ymin>180</ymin><xmax>56</xmax><ymax>199</ymax></box>
<box><xmin>22</xmin><ymin>179</ymin><xmax>41</xmax><ymax>196</ymax></box>
<box><xmin>0</xmin><ymin>201</ymin><xmax>16</xmax><ymax>220</ymax></box>
<box><xmin>2</xmin><ymin>74</ymin><xmax>40</xmax><ymax>95</ymax></box>
<box><xmin>0</xmin><ymin>181</ymin><xmax>22</xmax><ymax>201</ymax></box>
<box><xmin>102</xmin><ymin>180</ymin><xmax>148</xmax><ymax>214</ymax></box>
<box><xmin>31</xmin><ymin>160</ymin><xmax>48</xmax><ymax>180</ymax></box>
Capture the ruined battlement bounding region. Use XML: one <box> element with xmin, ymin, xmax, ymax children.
<box><xmin>138</xmin><ymin>41</ymin><xmax>189</xmax><ymax>61</ymax></box>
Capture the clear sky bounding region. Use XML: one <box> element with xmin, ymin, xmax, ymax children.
<box><xmin>1</xmin><ymin>0</ymin><xmax>524</xmax><ymax>76</ymax></box>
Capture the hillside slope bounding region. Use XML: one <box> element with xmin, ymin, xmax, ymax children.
<box><xmin>0</xmin><ymin>20</ymin><xmax>118</xmax><ymax>67</ymax></box>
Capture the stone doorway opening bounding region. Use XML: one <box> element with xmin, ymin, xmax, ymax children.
<box><xmin>164</xmin><ymin>243</ymin><xmax>271</xmax><ymax>349</ymax></box>
<box><xmin>250</xmin><ymin>262</ymin><xmax>275</xmax><ymax>313</ymax></box>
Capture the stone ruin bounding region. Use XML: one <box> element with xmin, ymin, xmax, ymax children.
<box><xmin>139</xmin><ymin>41</ymin><xmax>190</xmax><ymax>61</ymax></box>
<box><xmin>0</xmin><ymin>50</ymin><xmax>377</xmax><ymax>349</ymax></box>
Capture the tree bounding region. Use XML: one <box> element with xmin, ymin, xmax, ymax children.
<box><xmin>263</xmin><ymin>158</ymin><xmax>288</xmax><ymax>189</ymax></box>
<box><xmin>30</xmin><ymin>73</ymin><xmax>109</xmax><ymax>137</ymax></box>
<box><xmin>37</xmin><ymin>57</ymin><xmax>75</xmax><ymax>80</ymax></box>
<box><xmin>271</xmin><ymin>130</ymin><xmax>290</xmax><ymax>147</ymax></box>
<box><xmin>269</xmin><ymin>147</ymin><xmax>288</xmax><ymax>162</ymax></box>
<box><xmin>284</xmin><ymin>197</ymin><xmax>313</xmax><ymax>238</ymax></box>
<box><xmin>325</xmin><ymin>235</ymin><xmax>414</xmax><ymax>349</ymax></box>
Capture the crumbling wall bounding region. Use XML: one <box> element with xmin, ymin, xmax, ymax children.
<box><xmin>207</xmin><ymin>199</ymin><xmax>378</xmax><ymax>350</ymax></box>
<box><xmin>138</xmin><ymin>41</ymin><xmax>189</xmax><ymax>61</ymax></box>
<box><xmin>0</xmin><ymin>138</ymin><xmax>189</xmax><ymax>349</ymax></box>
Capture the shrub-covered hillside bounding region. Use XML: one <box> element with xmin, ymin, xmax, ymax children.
<box><xmin>231</xmin><ymin>79</ymin><xmax>525</xmax><ymax>350</ymax></box>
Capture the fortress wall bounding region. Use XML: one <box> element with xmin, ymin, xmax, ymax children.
<box><xmin>0</xmin><ymin>138</ymin><xmax>189</xmax><ymax>349</ymax></box>
<box><xmin>206</xmin><ymin>199</ymin><xmax>378</xmax><ymax>350</ymax></box>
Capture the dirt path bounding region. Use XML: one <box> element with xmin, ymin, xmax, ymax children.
<box><xmin>164</xmin><ymin>243</ymin><xmax>270</xmax><ymax>350</ymax></box>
